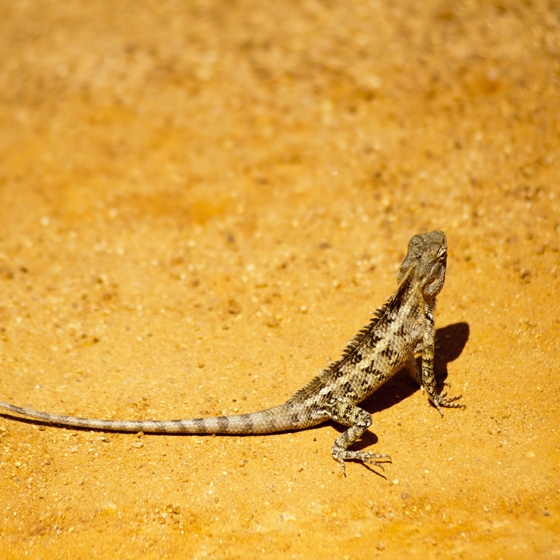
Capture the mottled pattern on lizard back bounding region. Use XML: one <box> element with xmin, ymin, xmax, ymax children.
<box><xmin>287</xmin><ymin>264</ymin><xmax>420</xmax><ymax>407</ymax></box>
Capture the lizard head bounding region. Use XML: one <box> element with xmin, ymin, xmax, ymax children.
<box><xmin>397</xmin><ymin>231</ymin><xmax>447</xmax><ymax>298</ymax></box>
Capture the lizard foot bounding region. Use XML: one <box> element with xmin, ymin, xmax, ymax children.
<box><xmin>333</xmin><ymin>450</ymin><xmax>392</xmax><ymax>477</ymax></box>
<box><xmin>430</xmin><ymin>392</ymin><xmax>465</xmax><ymax>417</ymax></box>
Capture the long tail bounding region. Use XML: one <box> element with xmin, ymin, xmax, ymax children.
<box><xmin>0</xmin><ymin>400</ymin><xmax>319</xmax><ymax>434</ymax></box>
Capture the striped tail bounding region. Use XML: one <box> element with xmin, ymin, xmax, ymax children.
<box><xmin>0</xmin><ymin>400</ymin><xmax>320</xmax><ymax>434</ymax></box>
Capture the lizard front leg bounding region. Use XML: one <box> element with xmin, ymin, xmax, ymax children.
<box><xmin>422</xmin><ymin>304</ymin><xmax>465</xmax><ymax>416</ymax></box>
<box><xmin>408</xmin><ymin>355</ymin><xmax>453</xmax><ymax>392</ymax></box>
<box><xmin>323</xmin><ymin>400</ymin><xmax>391</xmax><ymax>476</ymax></box>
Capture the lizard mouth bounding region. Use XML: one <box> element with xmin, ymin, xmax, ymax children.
<box><xmin>422</xmin><ymin>266</ymin><xmax>445</xmax><ymax>297</ymax></box>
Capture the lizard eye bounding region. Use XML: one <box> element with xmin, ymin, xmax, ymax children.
<box><xmin>438</xmin><ymin>248</ymin><xmax>447</xmax><ymax>261</ymax></box>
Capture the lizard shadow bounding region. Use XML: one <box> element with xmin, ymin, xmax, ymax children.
<box><xmin>327</xmin><ymin>321</ymin><xmax>470</xmax><ymax>449</ymax></box>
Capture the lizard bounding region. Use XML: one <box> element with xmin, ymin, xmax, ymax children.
<box><xmin>0</xmin><ymin>230</ymin><xmax>464</xmax><ymax>475</ymax></box>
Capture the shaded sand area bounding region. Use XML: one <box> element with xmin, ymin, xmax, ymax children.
<box><xmin>0</xmin><ymin>0</ymin><xmax>559</xmax><ymax>557</ymax></box>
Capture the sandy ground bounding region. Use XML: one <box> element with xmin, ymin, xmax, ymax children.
<box><xmin>0</xmin><ymin>0</ymin><xmax>559</xmax><ymax>558</ymax></box>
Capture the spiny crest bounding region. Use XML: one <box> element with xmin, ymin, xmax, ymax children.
<box><xmin>286</xmin><ymin>271</ymin><xmax>415</xmax><ymax>405</ymax></box>
<box><xmin>321</xmin><ymin>266</ymin><xmax>415</xmax><ymax>376</ymax></box>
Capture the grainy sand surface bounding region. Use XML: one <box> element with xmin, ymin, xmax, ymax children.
<box><xmin>0</xmin><ymin>1</ymin><xmax>559</xmax><ymax>558</ymax></box>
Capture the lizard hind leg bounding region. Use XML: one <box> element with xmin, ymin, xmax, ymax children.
<box><xmin>324</xmin><ymin>400</ymin><xmax>391</xmax><ymax>476</ymax></box>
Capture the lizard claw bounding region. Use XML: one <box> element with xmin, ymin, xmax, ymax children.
<box><xmin>333</xmin><ymin>450</ymin><xmax>391</xmax><ymax>476</ymax></box>
<box><xmin>362</xmin><ymin>453</ymin><xmax>392</xmax><ymax>472</ymax></box>
<box><xmin>430</xmin><ymin>392</ymin><xmax>465</xmax><ymax>416</ymax></box>
<box><xmin>338</xmin><ymin>459</ymin><xmax>347</xmax><ymax>477</ymax></box>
